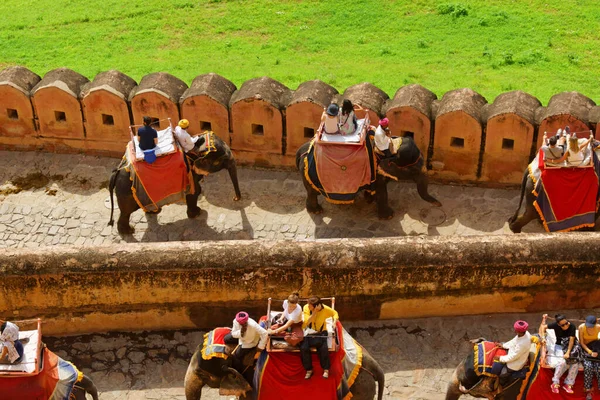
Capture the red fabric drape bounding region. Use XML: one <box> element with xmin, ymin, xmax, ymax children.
<box><xmin>129</xmin><ymin>144</ymin><xmax>190</xmax><ymax>210</ymax></box>
<box><xmin>0</xmin><ymin>348</ymin><xmax>59</xmax><ymax>400</ymax></box>
<box><xmin>314</xmin><ymin>143</ymin><xmax>372</xmax><ymax>195</ymax></box>
<box><xmin>256</xmin><ymin>350</ymin><xmax>345</xmax><ymax>400</ymax></box>
<box><xmin>525</xmin><ymin>366</ymin><xmax>587</xmax><ymax>399</ymax></box>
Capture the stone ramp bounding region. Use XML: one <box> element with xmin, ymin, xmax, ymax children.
<box><xmin>0</xmin><ymin>150</ymin><xmax>544</xmax><ymax>249</ymax></box>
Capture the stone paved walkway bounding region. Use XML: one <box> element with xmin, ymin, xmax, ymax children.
<box><xmin>0</xmin><ymin>151</ymin><xmax>545</xmax><ymax>248</ymax></box>
<box><xmin>45</xmin><ymin>310</ymin><xmax>597</xmax><ymax>400</ymax></box>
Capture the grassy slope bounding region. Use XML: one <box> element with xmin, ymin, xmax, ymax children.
<box><xmin>0</xmin><ymin>0</ymin><xmax>599</xmax><ymax>104</ymax></box>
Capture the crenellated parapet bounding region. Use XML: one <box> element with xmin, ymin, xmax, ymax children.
<box><xmin>0</xmin><ymin>65</ymin><xmax>598</xmax><ymax>185</ymax></box>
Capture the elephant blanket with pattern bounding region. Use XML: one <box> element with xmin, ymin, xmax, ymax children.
<box><xmin>0</xmin><ymin>347</ymin><xmax>82</xmax><ymax>400</ymax></box>
<box><xmin>531</xmin><ymin>150</ymin><xmax>600</xmax><ymax>232</ymax></box>
<box><xmin>304</xmin><ymin>138</ymin><xmax>377</xmax><ymax>204</ymax></box>
<box><xmin>201</xmin><ymin>327</ymin><xmax>232</xmax><ymax>361</ymax></box>
<box><xmin>474</xmin><ymin>341</ymin><xmax>508</xmax><ymax>377</ymax></box>
<box><xmin>124</xmin><ymin>141</ymin><xmax>193</xmax><ymax>213</ymax></box>
<box><xmin>254</xmin><ymin>322</ymin><xmax>362</xmax><ymax>400</ymax></box>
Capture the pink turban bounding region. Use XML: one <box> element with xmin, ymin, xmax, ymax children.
<box><xmin>236</xmin><ymin>311</ymin><xmax>249</xmax><ymax>325</ymax></box>
<box><xmin>514</xmin><ymin>320</ymin><xmax>529</xmax><ymax>333</ymax></box>
<box><xmin>379</xmin><ymin>118</ymin><xmax>389</xmax><ymax>127</ymax></box>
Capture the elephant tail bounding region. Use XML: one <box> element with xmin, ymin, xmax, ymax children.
<box><xmin>79</xmin><ymin>374</ymin><xmax>99</xmax><ymax>400</ymax></box>
<box><xmin>508</xmin><ymin>170</ymin><xmax>528</xmax><ymax>224</ymax></box>
<box><xmin>107</xmin><ymin>169</ymin><xmax>118</xmax><ymax>226</ymax></box>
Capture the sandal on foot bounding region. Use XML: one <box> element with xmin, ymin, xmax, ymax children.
<box><xmin>322</xmin><ymin>369</ymin><xmax>329</xmax><ymax>379</ymax></box>
<box><xmin>551</xmin><ymin>384</ymin><xmax>559</xmax><ymax>394</ymax></box>
<box><xmin>563</xmin><ymin>385</ymin><xmax>574</xmax><ymax>394</ymax></box>
<box><xmin>304</xmin><ymin>370</ymin><xmax>313</xmax><ymax>380</ymax></box>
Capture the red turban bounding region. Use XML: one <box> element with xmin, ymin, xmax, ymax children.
<box><xmin>514</xmin><ymin>320</ymin><xmax>529</xmax><ymax>333</ymax></box>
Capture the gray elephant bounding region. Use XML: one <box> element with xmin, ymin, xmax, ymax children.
<box><xmin>445</xmin><ymin>338</ymin><xmax>541</xmax><ymax>400</ymax></box>
<box><xmin>184</xmin><ymin>329</ymin><xmax>385</xmax><ymax>400</ymax></box>
<box><xmin>108</xmin><ymin>133</ymin><xmax>241</xmax><ymax>235</ymax></box>
<box><xmin>296</xmin><ymin>135</ymin><xmax>441</xmax><ymax>219</ymax></box>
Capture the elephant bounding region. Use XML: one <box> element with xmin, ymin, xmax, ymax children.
<box><xmin>108</xmin><ymin>133</ymin><xmax>242</xmax><ymax>235</ymax></box>
<box><xmin>508</xmin><ymin>168</ymin><xmax>599</xmax><ymax>233</ymax></box>
<box><xmin>183</xmin><ymin>333</ymin><xmax>385</xmax><ymax>400</ymax></box>
<box><xmin>296</xmin><ymin>135</ymin><xmax>441</xmax><ymax>219</ymax></box>
<box><xmin>445</xmin><ymin>339</ymin><xmax>539</xmax><ymax>400</ymax></box>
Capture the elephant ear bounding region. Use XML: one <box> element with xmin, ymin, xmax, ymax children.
<box><xmin>219</xmin><ymin>368</ymin><xmax>252</xmax><ymax>397</ymax></box>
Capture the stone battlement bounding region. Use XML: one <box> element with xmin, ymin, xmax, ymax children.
<box><xmin>1</xmin><ymin>66</ymin><xmax>599</xmax><ymax>185</ymax></box>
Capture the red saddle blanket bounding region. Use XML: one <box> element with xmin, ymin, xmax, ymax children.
<box><xmin>533</xmin><ymin>150</ymin><xmax>599</xmax><ymax>232</ymax></box>
<box><xmin>127</xmin><ymin>142</ymin><xmax>192</xmax><ymax>212</ymax></box>
<box><xmin>524</xmin><ymin>366</ymin><xmax>587</xmax><ymax>399</ymax></box>
<box><xmin>0</xmin><ymin>348</ymin><xmax>81</xmax><ymax>400</ymax></box>
<box><xmin>314</xmin><ymin>142</ymin><xmax>373</xmax><ymax>201</ymax></box>
<box><xmin>474</xmin><ymin>341</ymin><xmax>508</xmax><ymax>377</ymax></box>
<box><xmin>201</xmin><ymin>327</ymin><xmax>231</xmax><ymax>361</ymax></box>
<box><xmin>255</xmin><ymin>321</ymin><xmax>361</xmax><ymax>400</ymax></box>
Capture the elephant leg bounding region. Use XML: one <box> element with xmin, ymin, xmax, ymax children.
<box><xmin>184</xmin><ymin>363</ymin><xmax>205</xmax><ymax>400</ymax></box>
<box><xmin>301</xmin><ymin>169</ymin><xmax>322</xmax><ymax>214</ymax></box>
<box><xmin>227</xmin><ymin>160</ymin><xmax>242</xmax><ymax>201</ymax></box>
<box><xmin>375</xmin><ymin>177</ymin><xmax>394</xmax><ymax>220</ymax></box>
<box><xmin>186</xmin><ymin>174</ymin><xmax>202</xmax><ymax>219</ymax></box>
<box><xmin>116</xmin><ymin>197</ymin><xmax>136</xmax><ymax>235</ymax></box>
<box><xmin>414</xmin><ymin>172</ymin><xmax>442</xmax><ymax>207</ymax></box>
<box><xmin>508</xmin><ymin>204</ymin><xmax>538</xmax><ymax>233</ymax></box>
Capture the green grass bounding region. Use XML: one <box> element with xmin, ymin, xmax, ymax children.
<box><xmin>1</xmin><ymin>0</ymin><xmax>599</xmax><ymax>104</ymax></box>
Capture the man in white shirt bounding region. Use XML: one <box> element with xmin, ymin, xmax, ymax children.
<box><xmin>373</xmin><ymin>118</ymin><xmax>392</xmax><ymax>158</ymax></box>
<box><xmin>496</xmin><ymin>320</ymin><xmax>532</xmax><ymax>386</ymax></box>
<box><xmin>171</xmin><ymin>119</ymin><xmax>198</xmax><ymax>154</ymax></box>
<box><xmin>224</xmin><ymin>311</ymin><xmax>268</xmax><ymax>374</ymax></box>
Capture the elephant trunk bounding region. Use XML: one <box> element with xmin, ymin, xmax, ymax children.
<box><xmin>361</xmin><ymin>347</ymin><xmax>386</xmax><ymax>400</ymax></box>
<box><xmin>79</xmin><ymin>375</ymin><xmax>99</xmax><ymax>400</ymax></box>
<box><xmin>444</xmin><ymin>368</ymin><xmax>463</xmax><ymax>400</ymax></box>
<box><xmin>107</xmin><ymin>169</ymin><xmax>119</xmax><ymax>227</ymax></box>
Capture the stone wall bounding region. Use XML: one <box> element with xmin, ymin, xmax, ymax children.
<box><xmin>1</xmin><ymin>234</ymin><xmax>599</xmax><ymax>336</ymax></box>
<box><xmin>1</xmin><ymin>66</ymin><xmax>599</xmax><ymax>184</ymax></box>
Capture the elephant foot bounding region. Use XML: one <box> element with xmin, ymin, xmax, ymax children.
<box><xmin>118</xmin><ymin>224</ymin><xmax>135</xmax><ymax>235</ymax></box>
<box><xmin>364</xmin><ymin>191</ymin><xmax>375</xmax><ymax>204</ymax></box>
<box><xmin>187</xmin><ymin>206</ymin><xmax>202</xmax><ymax>219</ymax></box>
<box><xmin>233</xmin><ymin>195</ymin><xmax>241</xmax><ymax>201</ymax></box>
<box><xmin>508</xmin><ymin>224</ymin><xmax>521</xmax><ymax>234</ymax></box>
<box><xmin>378</xmin><ymin>207</ymin><xmax>394</xmax><ymax>220</ymax></box>
<box><xmin>307</xmin><ymin>204</ymin><xmax>323</xmax><ymax>214</ymax></box>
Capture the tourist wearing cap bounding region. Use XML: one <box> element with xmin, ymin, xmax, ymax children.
<box><xmin>373</xmin><ymin>118</ymin><xmax>392</xmax><ymax>158</ymax></box>
<box><xmin>539</xmin><ymin>313</ymin><xmax>579</xmax><ymax>394</ymax></box>
<box><xmin>171</xmin><ymin>118</ymin><xmax>198</xmax><ymax>154</ymax></box>
<box><xmin>224</xmin><ymin>311</ymin><xmax>268</xmax><ymax>374</ymax></box>
<box><xmin>321</xmin><ymin>103</ymin><xmax>340</xmax><ymax>135</ymax></box>
<box><xmin>578</xmin><ymin>315</ymin><xmax>600</xmax><ymax>399</ymax></box>
<box><xmin>495</xmin><ymin>320</ymin><xmax>531</xmax><ymax>379</ymax></box>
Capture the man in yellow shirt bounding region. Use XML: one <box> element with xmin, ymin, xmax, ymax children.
<box><xmin>301</xmin><ymin>296</ymin><xmax>339</xmax><ymax>379</ymax></box>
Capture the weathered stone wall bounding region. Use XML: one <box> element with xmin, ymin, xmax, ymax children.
<box><xmin>0</xmin><ymin>66</ymin><xmax>598</xmax><ymax>185</ymax></box>
<box><xmin>1</xmin><ymin>234</ymin><xmax>599</xmax><ymax>336</ymax></box>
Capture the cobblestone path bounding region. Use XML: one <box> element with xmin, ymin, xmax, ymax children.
<box><xmin>0</xmin><ymin>151</ymin><xmax>544</xmax><ymax>248</ymax></box>
<box><xmin>46</xmin><ymin>310</ymin><xmax>592</xmax><ymax>400</ymax></box>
